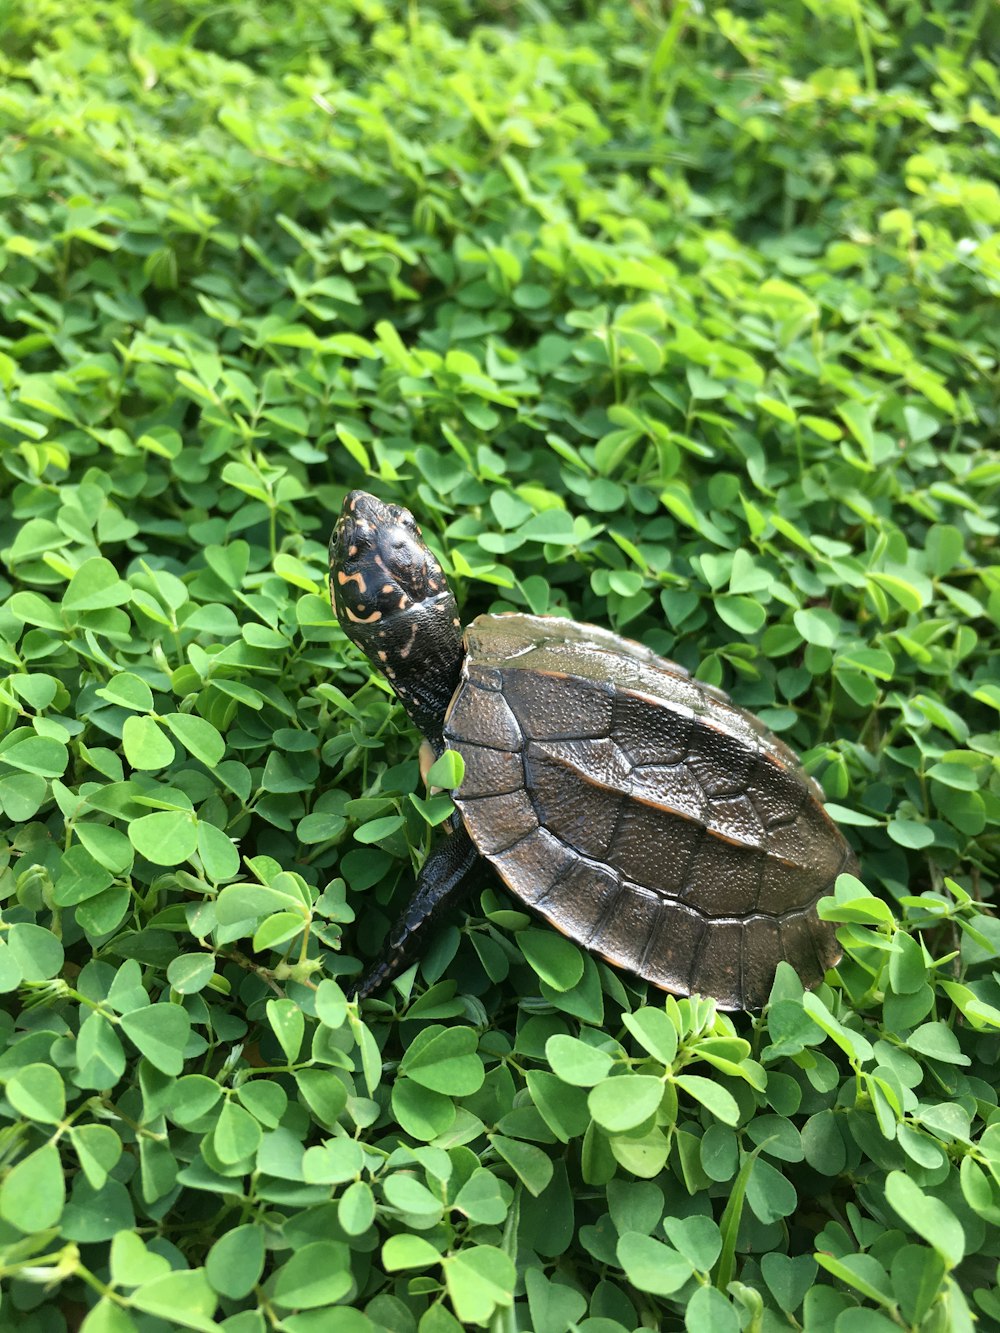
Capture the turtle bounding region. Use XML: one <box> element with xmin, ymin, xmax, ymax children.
<box><xmin>330</xmin><ymin>490</ymin><xmax>856</xmax><ymax>1010</ymax></box>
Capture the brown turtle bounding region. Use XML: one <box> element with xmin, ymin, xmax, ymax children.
<box><xmin>330</xmin><ymin>491</ymin><xmax>855</xmax><ymax>1009</ymax></box>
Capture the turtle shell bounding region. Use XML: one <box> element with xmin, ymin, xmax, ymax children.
<box><xmin>442</xmin><ymin>613</ymin><xmax>854</xmax><ymax>1010</ymax></box>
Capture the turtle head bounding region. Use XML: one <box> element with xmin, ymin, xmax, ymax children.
<box><xmin>330</xmin><ymin>491</ymin><xmax>463</xmax><ymax>747</ymax></box>
<box><xmin>331</xmin><ymin>491</ymin><xmax>446</xmax><ymax>632</ymax></box>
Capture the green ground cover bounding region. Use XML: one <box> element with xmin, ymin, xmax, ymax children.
<box><xmin>1</xmin><ymin>0</ymin><xmax>999</xmax><ymax>1328</ymax></box>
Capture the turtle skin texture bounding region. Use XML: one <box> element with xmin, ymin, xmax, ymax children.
<box><xmin>443</xmin><ymin>613</ymin><xmax>856</xmax><ymax>1011</ymax></box>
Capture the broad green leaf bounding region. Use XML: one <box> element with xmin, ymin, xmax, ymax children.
<box><xmin>70</xmin><ymin>1124</ymin><xmax>123</xmax><ymax>1191</ymax></box>
<box><xmin>266</xmin><ymin>997</ymin><xmax>305</xmax><ymax>1062</ymax></box>
<box><xmin>96</xmin><ymin>672</ymin><xmax>155</xmax><ymax>712</ymax></box>
<box><xmin>392</xmin><ymin>1079</ymin><xmax>457</xmax><ymax>1142</ymax></box>
<box><xmin>427</xmin><ymin>750</ymin><xmax>465</xmax><ymax>788</ymax></box>
<box><xmin>399</xmin><ymin>1026</ymin><xmax>485</xmax><ymax>1096</ymax></box>
<box><xmin>838</xmin><ymin>400</ymin><xmax>876</xmax><ymax>454</ymax></box>
<box><xmin>62</xmin><ymin>558</ymin><xmax>131</xmax><ymax>612</ymax></box>
<box><xmin>129</xmin><ymin>1270</ymin><xmax>218</xmax><ymax>1332</ymax></box>
<box><xmin>622</xmin><ymin>1008</ymin><xmax>679</xmax><ymax>1065</ymax></box>
<box><xmin>338</xmin><ymin>1180</ymin><xmax>376</xmax><ymax>1236</ymax></box>
<box><xmin>526</xmin><ymin>1070</ymin><xmax>593</xmax><ymax>1143</ymax></box>
<box><xmin>489</xmin><ymin>1135</ymin><xmax>553</xmax><ymax>1197</ymax></box>
<box><xmin>382</xmin><ymin>1233</ymin><xmax>442</xmax><ymax>1271</ymax></box>
<box><xmin>588</xmin><ymin>1075</ymin><xmax>664</xmax><ymax>1133</ymax></box>
<box><xmin>443</xmin><ymin>1245</ymin><xmax>516</xmax><ymax>1324</ymax></box>
<box><xmin>168</xmin><ymin>1075</ymin><xmax>223</xmax><ymax>1128</ymax></box>
<box><xmin>110</xmin><ymin>1230</ymin><xmax>172</xmax><ymax>1287</ymax></box>
<box><xmin>128</xmin><ymin>811</ymin><xmax>198</xmax><ymax>865</ymax></box>
<box><xmin>272</xmin><ymin>1242</ymin><xmax>353</xmax><ymax>1309</ymax></box>
<box><xmin>6</xmin><ymin>1063</ymin><xmax>66</xmax><ymax>1124</ymax></box>
<box><xmin>383</xmin><ymin>1171</ymin><xmax>444</xmax><ymax>1219</ymax></box>
<box><xmin>761</xmin><ymin>1252</ymin><xmax>817</xmax><ymax>1315</ymax></box>
<box><xmin>1</xmin><ymin>734</ymin><xmax>68</xmax><ymax>778</ymax></box>
<box><xmin>0</xmin><ymin>772</ymin><xmax>48</xmax><ymax>821</ymax></box>
<box><xmin>120</xmin><ymin>1004</ymin><xmax>191</xmax><ymax>1076</ymax></box>
<box><xmin>673</xmin><ymin>1074</ymin><xmax>740</xmax><ymax>1126</ymax></box>
<box><xmin>79</xmin><ymin>1299</ymin><xmax>138</xmax><ymax>1333</ymax></box>
<box><xmin>545</xmin><ymin>1034</ymin><xmax>614</xmax><ymax>1086</ymax></box>
<box><xmin>454</xmin><ymin>1168</ymin><xmax>510</xmax><ymax>1225</ymax></box>
<box><xmin>6</xmin><ymin>923</ymin><xmax>64</xmax><ymax>980</ymax></box>
<box><xmin>793</xmin><ymin>608</ymin><xmax>840</xmax><ymax>648</ymax></box>
<box><xmin>716</xmin><ymin>594</ymin><xmax>767</xmax><ymax>634</ymax></box>
<box><xmin>161</xmin><ymin>712</ymin><xmax>225</xmax><ymax>767</ymax></box>
<box><xmin>354</xmin><ymin>814</ymin><xmax>406</xmax><ymax>844</ymax></box>
<box><xmin>295</xmin><ymin>1068</ymin><xmax>348</xmax><ymax>1125</ymax></box>
<box><xmin>525</xmin><ymin>1268</ymin><xmax>587</xmax><ymax>1333</ymax></box>
<box><xmin>302</xmin><ymin>1138</ymin><xmax>365</xmax><ymax>1185</ymax></box>
<box><xmin>611</xmin><ymin>1125</ymin><xmax>671</xmax><ymax>1179</ymax></box>
<box><xmin>906</xmin><ymin>1022</ymin><xmax>971</xmax><ymax>1066</ymax></box>
<box><xmin>167</xmin><ymin>954</ymin><xmax>215</xmax><ymax>994</ymax></box>
<box><xmin>76</xmin><ymin>1012</ymin><xmax>127</xmax><ymax>1090</ymax></box>
<box><xmin>617</xmin><ymin>1232</ymin><xmax>693</xmax><ymax>1295</ymax></box>
<box><xmin>663</xmin><ymin>1214</ymin><xmax>722</xmax><ymax>1271</ymax></box>
<box><xmin>205</xmin><ymin>1225</ymin><xmax>265</xmax><ymax>1300</ymax></box>
<box><xmin>684</xmin><ymin>1285</ymin><xmax>740</xmax><ymax>1332</ymax></box>
<box><xmin>236</xmin><ymin>1080</ymin><xmax>287</xmax><ymax>1128</ymax></box>
<box><xmin>212</xmin><ymin>1098</ymin><xmax>262</xmax><ymax>1164</ymax></box>
<box><xmin>885</xmin><ymin>1172</ymin><xmax>965</xmax><ymax>1268</ymax></box>
<box><xmin>747</xmin><ymin>1156</ymin><xmax>798</xmax><ymax>1223</ymax></box>
<box><xmin>0</xmin><ymin>1143</ymin><xmax>65</xmax><ymax>1231</ymax></box>
<box><xmin>517</xmin><ymin>928</ymin><xmax>584</xmax><ymax>991</ymax></box>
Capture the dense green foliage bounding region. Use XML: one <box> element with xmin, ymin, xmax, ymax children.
<box><xmin>1</xmin><ymin>0</ymin><xmax>999</xmax><ymax>1329</ymax></box>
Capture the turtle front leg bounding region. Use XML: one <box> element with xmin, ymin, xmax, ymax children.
<box><xmin>351</xmin><ymin>823</ymin><xmax>483</xmax><ymax>1001</ymax></box>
